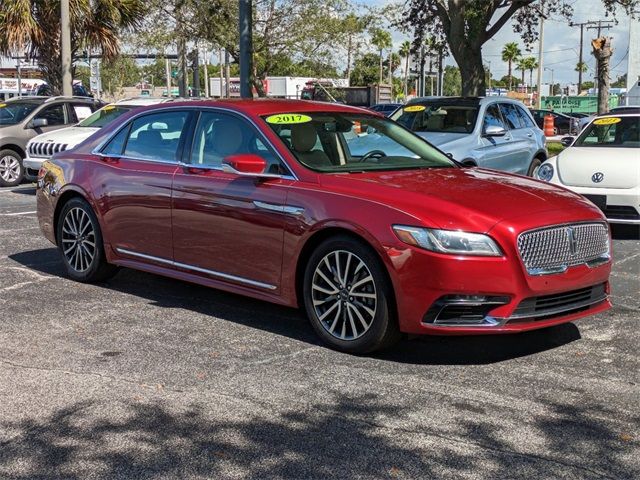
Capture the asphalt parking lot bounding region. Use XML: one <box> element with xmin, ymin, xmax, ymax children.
<box><xmin>0</xmin><ymin>184</ymin><xmax>638</xmax><ymax>479</ymax></box>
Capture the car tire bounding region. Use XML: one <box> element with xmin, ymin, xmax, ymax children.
<box><xmin>527</xmin><ymin>157</ymin><xmax>543</xmax><ymax>177</ymax></box>
<box><xmin>0</xmin><ymin>149</ymin><xmax>24</xmax><ymax>188</ymax></box>
<box><xmin>56</xmin><ymin>197</ymin><xmax>118</xmax><ymax>283</ymax></box>
<box><xmin>303</xmin><ymin>235</ymin><xmax>400</xmax><ymax>353</ymax></box>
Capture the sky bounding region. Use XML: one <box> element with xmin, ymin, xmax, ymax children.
<box><xmin>371</xmin><ymin>0</ymin><xmax>637</xmax><ymax>86</ymax></box>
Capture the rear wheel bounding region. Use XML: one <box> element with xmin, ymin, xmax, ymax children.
<box><xmin>57</xmin><ymin>197</ymin><xmax>118</xmax><ymax>282</ymax></box>
<box><xmin>0</xmin><ymin>149</ymin><xmax>24</xmax><ymax>187</ymax></box>
<box><xmin>303</xmin><ymin>236</ymin><xmax>400</xmax><ymax>353</ymax></box>
<box><xmin>527</xmin><ymin>157</ymin><xmax>543</xmax><ymax>177</ymax></box>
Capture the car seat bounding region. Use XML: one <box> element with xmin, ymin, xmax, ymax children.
<box><xmin>290</xmin><ymin>123</ymin><xmax>332</xmax><ymax>167</ymax></box>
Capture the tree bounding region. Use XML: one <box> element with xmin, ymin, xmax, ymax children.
<box><xmin>371</xmin><ymin>28</ymin><xmax>393</xmax><ymax>89</ymax></box>
<box><xmin>340</xmin><ymin>13</ymin><xmax>369</xmax><ymax>82</ymax></box>
<box><xmin>402</xmin><ymin>0</ymin><xmax>639</xmax><ymax>96</ymax></box>
<box><xmin>350</xmin><ymin>53</ymin><xmax>380</xmax><ymax>86</ymax></box>
<box><xmin>592</xmin><ymin>37</ymin><xmax>612</xmax><ymax>113</ymax></box>
<box><xmin>399</xmin><ymin>40</ymin><xmax>412</xmax><ymax>96</ymax></box>
<box><xmin>575</xmin><ymin>61</ymin><xmax>588</xmax><ymax>92</ymax></box>
<box><xmin>442</xmin><ymin>65</ymin><xmax>461</xmax><ymax>96</ymax></box>
<box><xmin>522</xmin><ymin>56</ymin><xmax>538</xmax><ymax>91</ymax></box>
<box><xmin>612</xmin><ymin>73</ymin><xmax>626</xmax><ymax>88</ymax></box>
<box><xmin>516</xmin><ymin>57</ymin><xmax>527</xmax><ymax>90</ymax></box>
<box><xmin>0</xmin><ymin>0</ymin><xmax>146</xmax><ymax>94</ymax></box>
<box><xmin>501</xmin><ymin>42</ymin><xmax>521</xmax><ymax>91</ymax></box>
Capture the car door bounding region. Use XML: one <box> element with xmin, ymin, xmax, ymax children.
<box><xmin>31</xmin><ymin>103</ymin><xmax>69</xmax><ymax>133</ymax></box>
<box><xmin>476</xmin><ymin>103</ymin><xmax>518</xmax><ymax>171</ymax></box>
<box><xmin>171</xmin><ymin>109</ymin><xmax>293</xmax><ymax>291</ymax></box>
<box><xmin>498</xmin><ymin>103</ymin><xmax>535</xmax><ymax>174</ymax></box>
<box><xmin>94</xmin><ymin>109</ymin><xmax>192</xmax><ymax>263</ymax></box>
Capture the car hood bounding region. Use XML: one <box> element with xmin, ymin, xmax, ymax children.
<box><xmin>557</xmin><ymin>147</ymin><xmax>639</xmax><ymax>189</ymax></box>
<box><xmin>320</xmin><ymin>167</ymin><xmax>599</xmax><ymax>233</ymax></box>
<box><xmin>414</xmin><ymin>131</ymin><xmax>468</xmax><ymax>148</ymax></box>
<box><xmin>28</xmin><ymin>125</ymin><xmax>99</xmax><ymax>149</ymax></box>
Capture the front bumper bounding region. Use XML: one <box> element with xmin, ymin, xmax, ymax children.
<box><xmin>23</xmin><ymin>156</ymin><xmax>49</xmax><ymax>179</ymax></box>
<box><xmin>387</xmin><ymin>210</ymin><xmax>612</xmax><ymax>335</ymax></box>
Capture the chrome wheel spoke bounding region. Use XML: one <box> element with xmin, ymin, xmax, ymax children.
<box><xmin>62</xmin><ymin>207</ymin><xmax>96</xmax><ymax>273</ymax></box>
<box><xmin>312</xmin><ymin>249</ymin><xmax>377</xmax><ymax>341</ymax></box>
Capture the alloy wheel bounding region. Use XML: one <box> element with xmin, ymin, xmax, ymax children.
<box><xmin>61</xmin><ymin>207</ymin><xmax>96</xmax><ymax>273</ymax></box>
<box><xmin>0</xmin><ymin>155</ymin><xmax>21</xmax><ymax>183</ymax></box>
<box><xmin>311</xmin><ymin>250</ymin><xmax>377</xmax><ymax>341</ymax></box>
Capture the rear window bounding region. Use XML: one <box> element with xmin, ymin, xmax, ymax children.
<box><xmin>391</xmin><ymin>101</ymin><xmax>479</xmax><ymax>134</ymax></box>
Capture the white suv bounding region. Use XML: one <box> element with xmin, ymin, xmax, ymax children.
<box><xmin>23</xmin><ymin>97</ymin><xmax>177</xmax><ymax>178</ymax></box>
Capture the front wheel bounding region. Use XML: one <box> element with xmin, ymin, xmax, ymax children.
<box><xmin>303</xmin><ymin>236</ymin><xmax>400</xmax><ymax>353</ymax></box>
<box><xmin>0</xmin><ymin>149</ymin><xmax>24</xmax><ymax>187</ymax></box>
<box><xmin>57</xmin><ymin>197</ymin><xmax>118</xmax><ymax>282</ymax></box>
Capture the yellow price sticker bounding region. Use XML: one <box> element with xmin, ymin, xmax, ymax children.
<box><xmin>0</xmin><ymin>103</ymin><xmax>6</xmax><ymax>108</ymax></box>
<box><xmin>593</xmin><ymin>117</ymin><xmax>621</xmax><ymax>126</ymax></box>
<box><xmin>265</xmin><ymin>113</ymin><xmax>312</xmax><ymax>125</ymax></box>
<box><xmin>403</xmin><ymin>105</ymin><xmax>426</xmax><ymax>112</ymax></box>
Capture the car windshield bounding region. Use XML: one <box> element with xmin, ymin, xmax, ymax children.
<box><xmin>262</xmin><ymin>111</ymin><xmax>455</xmax><ymax>173</ymax></box>
<box><xmin>78</xmin><ymin>105</ymin><xmax>132</xmax><ymax>128</ymax></box>
<box><xmin>391</xmin><ymin>100</ymin><xmax>479</xmax><ymax>134</ymax></box>
<box><xmin>574</xmin><ymin>116</ymin><xmax>640</xmax><ymax>148</ymax></box>
<box><xmin>0</xmin><ymin>101</ymin><xmax>40</xmax><ymax>125</ymax></box>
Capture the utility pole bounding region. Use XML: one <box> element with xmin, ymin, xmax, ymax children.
<box><xmin>570</xmin><ymin>21</ymin><xmax>613</xmax><ymax>94</ymax></box>
<box><xmin>192</xmin><ymin>48</ymin><xmax>200</xmax><ymax>97</ymax></box>
<box><xmin>535</xmin><ymin>1</ymin><xmax>545</xmax><ymax>109</ymax></box>
<box><xmin>60</xmin><ymin>0</ymin><xmax>72</xmax><ymax>96</ymax></box>
<box><xmin>203</xmin><ymin>48</ymin><xmax>209</xmax><ymax>97</ymax></box>
<box><xmin>437</xmin><ymin>46</ymin><xmax>444</xmax><ymax>96</ymax></box>
<box><xmin>219</xmin><ymin>48</ymin><xmax>224</xmax><ymax>98</ymax></box>
<box><xmin>239</xmin><ymin>0</ymin><xmax>253</xmax><ymax>99</ymax></box>
<box><xmin>225</xmin><ymin>50</ymin><xmax>231</xmax><ymax>98</ymax></box>
<box><xmin>419</xmin><ymin>44</ymin><xmax>425</xmax><ymax>97</ymax></box>
<box><xmin>587</xmin><ymin>20</ymin><xmax>614</xmax><ymax>38</ymax></box>
<box><xmin>587</xmin><ymin>20</ymin><xmax>614</xmax><ymax>100</ymax></box>
<box><xmin>165</xmin><ymin>57</ymin><xmax>171</xmax><ymax>97</ymax></box>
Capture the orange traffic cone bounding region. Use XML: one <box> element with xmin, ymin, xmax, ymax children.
<box><xmin>543</xmin><ymin>114</ymin><xmax>555</xmax><ymax>136</ymax></box>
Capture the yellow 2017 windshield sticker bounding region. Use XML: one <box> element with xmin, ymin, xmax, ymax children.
<box><xmin>593</xmin><ymin>117</ymin><xmax>621</xmax><ymax>125</ymax></box>
<box><xmin>0</xmin><ymin>104</ymin><xmax>6</xmax><ymax>108</ymax></box>
<box><xmin>103</xmin><ymin>105</ymin><xmax>116</xmax><ymax>111</ymax></box>
<box><xmin>403</xmin><ymin>105</ymin><xmax>426</xmax><ymax>112</ymax></box>
<box><xmin>265</xmin><ymin>113</ymin><xmax>312</xmax><ymax>124</ymax></box>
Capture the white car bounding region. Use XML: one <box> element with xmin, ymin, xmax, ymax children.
<box><xmin>536</xmin><ymin>112</ymin><xmax>640</xmax><ymax>225</ymax></box>
<box><xmin>23</xmin><ymin>97</ymin><xmax>177</xmax><ymax>179</ymax></box>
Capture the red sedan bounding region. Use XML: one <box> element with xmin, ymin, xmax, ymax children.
<box><xmin>36</xmin><ymin>100</ymin><xmax>612</xmax><ymax>353</ymax></box>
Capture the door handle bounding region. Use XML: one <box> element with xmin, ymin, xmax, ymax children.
<box><xmin>527</xmin><ymin>132</ymin><xmax>533</xmax><ymax>137</ymax></box>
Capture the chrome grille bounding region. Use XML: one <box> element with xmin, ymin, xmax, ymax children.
<box><xmin>517</xmin><ymin>223</ymin><xmax>610</xmax><ymax>275</ymax></box>
<box><xmin>28</xmin><ymin>142</ymin><xmax>68</xmax><ymax>159</ymax></box>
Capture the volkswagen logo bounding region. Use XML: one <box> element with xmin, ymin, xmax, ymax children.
<box><xmin>592</xmin><ymin>172</ymin><xmax>604</xmax><ymax>183</ymax></box>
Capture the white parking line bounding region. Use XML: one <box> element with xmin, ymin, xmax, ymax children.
<box><xmin>0</xmin><ymin>211</ymin><xmax>37</xmax><ymax>216</ymax></box>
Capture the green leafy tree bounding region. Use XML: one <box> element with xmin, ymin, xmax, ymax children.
<box><xmin>402</xmin><ymin>0</ymin><xmax>639</xmax><ymax>96</ymax></box>
<box><xmin>350</xmin><ymin>53</ymin><xmax>380</xmax><ymax>86</ymax></box>
<box><xmin>521</xmin><ymin>56</ymin><xmax>538</xmax><ymax>91</ymax></box>
<box><xmin>399</xmin><ymin>40</ymin><xmax>411</xmax><ymax>96</ymax></box>
<box><xmin>516</xmin><ymin>57</ymin><xmax>528</xmax><ymax>89</ymax></box>
<box><xmin>443</xmin><ymin>65</ymin><xmax>461</xmax><ymax>96</ymax></box>
<box><xmin>0</xmin><ymin>0</ymin><xmax>146</xmax><ymax>94</ymax></box>
<box><xmin>501</xmin><ymin>42</ymin><xmax>521</xmax><ymax>91</ymax></box>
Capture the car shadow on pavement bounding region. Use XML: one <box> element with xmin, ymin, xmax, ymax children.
<box><xmin>0</xmin><ymin>394</ymin><xmax>636</xmax><ymax>479</ymax></box>
<box><xmin>11</xmin><ymin>248</ymin><xmax>582</xmax><ymax>366</ymax></box>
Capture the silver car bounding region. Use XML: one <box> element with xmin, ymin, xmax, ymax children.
<box><xmin>389</xmin><ymin>97</ymin><xmax>547</xmax><ymax>176</ymax></box>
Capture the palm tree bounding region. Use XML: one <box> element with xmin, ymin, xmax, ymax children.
<box><xmin>370</xmin><ymin>28</ymin><xmax>392</xmax><ymax>92</ymax></box>
<box><xmin>501</xmin><ymin>42</ymin><xmax>521</xmax><ymax>91</ymax></box>
<box><xmin>516</xmin><ymin>58</ymin><xmax>527</xmax><ymax>91</ymax></box>
<box><xmin>523</xmin><ymin>57</ymin><xmax>539</xmax><ymax>92</ymax></box>
<box><xmin>399</xmin><ymin>40</ymin><xmax>411</xmax><ymax>97</ymax></box>
<box><xmin>575</xmin><ymin>61</ymin><xmax>588</xmax><ymax>93</ymax></box>
<box><xmin>0</xmin><ymin>0</ymin><xmax>146</xmax><ymax>94</ymax></box>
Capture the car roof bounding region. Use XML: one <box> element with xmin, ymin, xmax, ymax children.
<box><xmin>114</xmin><ymin>97</ymin><xmax>180</xmax><ymax>107</ymax></box>
<box><xmin>133</xmin><ymin>98</ymin><xmax>377</xmax><ymax>116</ymax></box>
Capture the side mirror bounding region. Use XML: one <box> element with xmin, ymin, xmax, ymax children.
<box><xmin>484</xmin><ymin>125</ymin><xmax>507</xmax><ymax>137</ymax></box>
<box><xmin>222</xmin><ymin>154</ymin><xmax>275</xmax><ymax>177</ymax></box>
<box><xmin>30</xmin><ymin>118</ymin><xmax>49</xmax><ymax>129</ymax></box>
<box><xmin>560</xmin><ymin>136</ymin><xmax>574</xmax><ymax>148</ymax></box>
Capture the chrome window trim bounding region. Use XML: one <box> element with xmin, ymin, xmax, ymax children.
<box><xmin>516</xmin><ymin>221</ymin><xmax>611</xmax><ymax>276</ymax></box>
<box><xmin>175</xmin><ymin>161</ymin><xmax>296</xmax><ymax>181</ymax></box>
<box><xmin>91</xmin><ymin>104</ymin><xmax>299</xmax><ymax>180</ymax></box>
<box><xmin>115</xmin><ymin>247</ymin><xmax>277</xmax><ymax>290</ymax></box>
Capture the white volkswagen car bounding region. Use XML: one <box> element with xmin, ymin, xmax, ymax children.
<box><xmin>536</xmin><ymin>111</ymin><xmax>640</xmax><ymax>226</ymax></box>
<box><xmin>23</xmin><ymin>97</ymin><xmax>177</xmax><ymax>179</ymax></box>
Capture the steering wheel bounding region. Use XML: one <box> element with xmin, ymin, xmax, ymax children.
<box><xmin>357</xmin><ymin>150</ymin><xmax>387</xmax><ymax>163</ymax></box>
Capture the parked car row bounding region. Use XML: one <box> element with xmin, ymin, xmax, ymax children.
<box><xmin>35</xmin><ymin>98</ymin><xmax>617</xmax><ymax>353</ymax></box>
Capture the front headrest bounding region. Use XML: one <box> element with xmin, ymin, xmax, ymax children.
<box><xmin>212</xmin><ymin>121</ymin><xmax>244</xmax><ymax>156</ymax></box>
<box><xmin>291</xmin><ymin>123</ymin><xmax>318</xmax><ymax>153</ymax></box>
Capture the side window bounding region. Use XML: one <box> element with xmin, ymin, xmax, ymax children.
<box><xmin>102</xmin><ymin>125</ymin><xmax>130</xmax><ymax>156</ymax></box>
<box><xmin>515</xmin><ymin>105</ymin><xmax>535</xmax><ymax>128</ymax></box>
<box><xmin>499</xmin><ymin>104</ymin><xmax>522</xmax><ymax>129</ymax></box>
<box><xmin>483</xmin><ymin>104</ymin><xmax>506</xmax><ymax>131</ymax></box>
<box><xmin>35</xmin><ymin>104</ymin><xmax>66</xmax><ymax>126</ymax></box>
<box><xmin>190</xmin><ymin>111</ymin><xmax>288</xmax><ymax>174</ymax></box>
<box><xmin>123</xmin><ymin>110</ymin><xmax>190</xmax><ymax>162</ymax></box>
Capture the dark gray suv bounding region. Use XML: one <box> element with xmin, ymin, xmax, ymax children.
<box><xmin>0</xmin><ymin>96</ymin><xmax>103</xmax><ymax>187</ymax></box>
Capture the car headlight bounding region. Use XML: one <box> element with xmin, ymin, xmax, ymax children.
<box><xmin>536</xmin><ymin>163</ymin><xmax>554</xmax><ymax>181</ymax></box>
<box><xmin>392</xmin><ymin>225</ymin><xmax>502</xmax><ymax>256</ymax></box>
